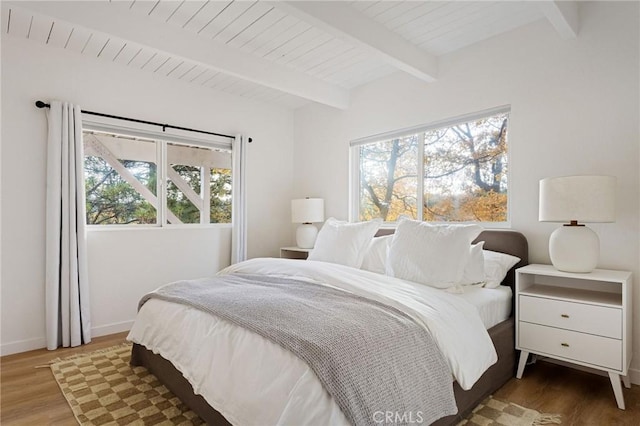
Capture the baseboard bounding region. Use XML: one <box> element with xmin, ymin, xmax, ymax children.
<box><xmin>629</xmin><ymin>367</ymin><xmax>640</xmax><ymax>385</ymax></box>
<box><xmin>1</xmin><ymin>320</ymin><xmax>134</xmax><ymax>357</ymax></box>
<box><xmin>0</xmin><ymin>337</ymin><xmax>47</xmax><ymax>357</ymax></box>
<box><xmin>540</xmin><ymin>357</ymin><xmax>640</xmax><ymax>385</ymax></box>
<box><xmin>91</xmin><ymin>320</ymin><xmax>134</xmax><ymax>338</ymax></box>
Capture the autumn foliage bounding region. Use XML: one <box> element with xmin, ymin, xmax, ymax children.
<box><xmin>359</xmin><ymin>112</ymin><xmax>509</xmax><ymax>223</ymax></box>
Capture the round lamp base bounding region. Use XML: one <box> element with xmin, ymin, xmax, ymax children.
<box><xmin>549</xmin><ymin>225</ymin><xmax>599</xmax><ymax>273</ymax></box>
<box><xmin>296</xmin><ymin>224</ymin><xmax>318</xmax><ymax>249</ymax></box>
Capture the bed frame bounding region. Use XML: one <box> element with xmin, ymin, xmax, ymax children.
<box><xmin>131</xmin><ymin>229</ymin><xmax>528</xmax><ymax>425</ymax></box>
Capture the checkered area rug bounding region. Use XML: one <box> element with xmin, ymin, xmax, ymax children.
<box><xmin>458</xmin><ymin>396</ymin><xmax>561</xmax><ymax>426</ymax></box>
<box><xmin>50</xmin><ymin>343</ymin><xmax>204</xmax><ymax>425</ymax></box>
<box><xmin>51</xmin><ymin>343</ymin><xmax>560</xmax><ymax>426</ymax></box>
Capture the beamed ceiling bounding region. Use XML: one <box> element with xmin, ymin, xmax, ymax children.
<box><xmin>2</xmin><ymin>1</ymin><xmax>579</xmax><ymax>109</ymax></box>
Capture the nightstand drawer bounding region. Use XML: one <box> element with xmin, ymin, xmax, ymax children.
<box><xmin>519</xmin><ymin>322</ymin><xmax>622</xmax><ymax>371</ymax></box>
<box><xmin>519</xmin><ymin>295</ymin><xmax>621</xmax><ymax>339</ymax></box>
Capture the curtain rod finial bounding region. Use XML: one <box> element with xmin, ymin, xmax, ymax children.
<box><xmin>35</xmin><ymin>100</ymin><xmax>49</xmax><ymax>108</ymax></box>
<box><xmin>248</xmin><ymin>137</ymin><xmax>253</xmax><ymax>143</ymax></box>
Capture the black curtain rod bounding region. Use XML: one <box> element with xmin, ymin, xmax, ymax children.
<box><xmin>35</xmin><ymin>100</ymin><xmax>249</xmax><ymax>142</ymax></box>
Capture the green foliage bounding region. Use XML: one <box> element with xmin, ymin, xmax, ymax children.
<box><xmin>167</xmin><ymin>165</ymin><xmax>232</xmax><ymax>224</ymax></box>
<box><xmin>84</xmin><ymin>139</ymin><xmax>232</xmax><ymax>225</ymax></box>
<box><xmin>84</xmin><ymin>156</ymin><xmax>156</xmax><ymax>225</ymax></box>
<box><xmin>209</xmin><ymin>168</ymin><xmax>232</xmax><ymax>224</ymax></box>
<box><xmin>167</xmin><ymin>165</ymin><xmax>201</xmax><ymax>224</ymax></box>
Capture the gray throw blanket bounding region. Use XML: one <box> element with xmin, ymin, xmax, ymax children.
<box><xmin>139</xmin><ymin>274</ymin><xmax>457</xmax><ymax>425</ymax></box>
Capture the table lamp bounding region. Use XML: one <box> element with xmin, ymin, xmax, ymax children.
<box><xmin>539</xmin><ymin>175</ymin><xmax>616</xmax><ymax>273</ymax></box>
<box><xmin>291</xmin><ymin>198</ymin><xmax>324</xmax><ymax>249</ymax></box>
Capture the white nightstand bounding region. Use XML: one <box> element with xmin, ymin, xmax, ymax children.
<box><xmin>280</xmin><ymin>246</ymin><xmax>311</xmax><ymax>260</ymax></box>
<box><xmin>515</xmin><ymin>264</ymin><xmax>632</xmax><ymax>409</ymax></box>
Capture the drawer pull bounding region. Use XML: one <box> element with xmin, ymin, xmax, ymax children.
<box><xmin>561</xmin><ymin>314</ymin><xmax>569</xmax><ymax>318</ymax></box>
<box><xmin>561</xmin><ymin>343</ymin><xmax>570</xmax><ymax>347</ymax></box>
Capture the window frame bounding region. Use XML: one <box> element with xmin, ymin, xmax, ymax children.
<box><xmin>82</xmin><ymin>118</ymin><xmax>233</xmax><ymax>229</ymax></box>
<box><xmin>349</xmin><ymin>105</ymin><xmax>511</xmax><ymax>228</ymax></box>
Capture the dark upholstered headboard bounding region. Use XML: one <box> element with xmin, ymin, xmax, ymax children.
<box><xmin>374</xmin><ymin>228</ymin><xmax>529</xmax><ymax>291</ymax></box>
<box><xmin>473</xmin><ymin>230</ymin><xmax>528</xmax><ymax>289</ymax></box>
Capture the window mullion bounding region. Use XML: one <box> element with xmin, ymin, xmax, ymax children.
<box><xmin>158</xmin><ymin>141</ymin><xmax>167</xmax><ymax>226</ymax></box>
<box><xmin>417</xmin><ymin>133</ymin><xmax>425</xmax><ymax>222</ymax></box>
<box><xmin>201</xmin><ymin>167</ymin><xmax>210</xmax><ymax>224</ymax></box>
<box><xmin>349</xmin><ymin>145</ymin><xmax>360</xmax><ymax>222</ymax></box>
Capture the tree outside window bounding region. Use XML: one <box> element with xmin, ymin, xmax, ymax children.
<box><xmin>83</xmin><ymin>130</ymin><xmax>232</xmax><ymax>226</ymax></box>
<box><xmin>357</xmin><ymin>109</ymin><xmax>509</xmax><ymax>223</ymax></box>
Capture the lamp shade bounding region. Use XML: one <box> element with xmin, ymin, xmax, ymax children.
<box><xmin>291</xmin><ymin>198</ymin><xmax>324</xmax><ymax>223</ymax></box>
<box><xmin>539</xmin><ymin>175</ymin><xmax>616</xmax><ymax>223</ymax></box>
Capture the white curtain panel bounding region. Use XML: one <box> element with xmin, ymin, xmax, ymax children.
<box><xmin>45</xmin><ymin>101</ymin><xmax>91</xmax><ymax>350</ymax></box>
<box><xmin>231</xmin><ymin>134</ymin><xmax>247</xmax><ymax>263</ymax></box>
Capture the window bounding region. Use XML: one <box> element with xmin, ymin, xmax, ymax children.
<box><xmin>83</xmin><ymin>129</ymin><xmax>232</xmax><ymax>226</ymax></box>
<box><xmin>351</xmin><ymin>107</ymin><xmax>509</xmax><ymax>225</ymax></box>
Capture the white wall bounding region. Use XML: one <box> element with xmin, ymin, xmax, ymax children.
<box><xmin>1</xmin><ymin>36</ymin><xmax>294</xmax><ymax>355</ymax></box>
<box><xmin>294</xmin><ymin>2</ymin><xmax>640</xmax><ymax>377</ymax></box>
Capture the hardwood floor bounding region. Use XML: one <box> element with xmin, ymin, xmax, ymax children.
<box><xmin>1</xmin><ymin>332</ymin><xmax>128</xmax><ymax>425</ymax></box>
<box><xmin>495</xmin><ymin>360</ymin><xmax>640</xmax><ymax>425</ymax></box>
<box><xmin>1</xmin><ymin>334</ymin><xmax>639</xmax><ymax>425</ymax></box>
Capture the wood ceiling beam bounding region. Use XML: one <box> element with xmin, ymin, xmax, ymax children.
<box><xmin>540</xmin><ymin>1</ymin><xmax>579</xmax><ymax>40</ymax></box>
<box><xmin>12</xmin><ymin>1</ymin><xmax>350</xmax><ymax>109</ymax></box>
<box><xmin>273</xmin><ymin>1</ymin><xmax>438</xmax><ymax>83</ymax></box>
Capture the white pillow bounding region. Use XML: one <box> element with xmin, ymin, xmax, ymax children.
<box><xmin>483</xmin><ymin>250</ymin><xmax>521</xmax><ymax>288</ymax></box>
<box><xmin>460</xmin><ymin>242</ymin><xmax>485</xmax><ymax>285</ymax></box>
<box><xmin>308</xmin><ymin>218</ymin><xmax>381</xmax><ymax>268</ymax></box>
<box><xmin>360</xmin><ymin>235</ymin><xmax>393</xmax><ymax>274</ymax></box>
<box><xmin>386</xmin><ymin>220</ymin><xmax>483</xmax><ymax>288</ymax></box>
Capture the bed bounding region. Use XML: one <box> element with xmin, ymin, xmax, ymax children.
<box><xmin>130</xmin><ymin>228</ymin><xmax>528</xmax><ymax>425</ymax></box>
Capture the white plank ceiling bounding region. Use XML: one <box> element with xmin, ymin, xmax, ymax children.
<box><xmin>2</xmin><ymin>1</ymin><xmax>574</xmax><ymax>110</ymax></box>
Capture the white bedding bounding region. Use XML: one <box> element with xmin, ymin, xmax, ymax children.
<box><xmin>457</xmin><ymin>285</ymin><xmax>512</xmax><ymax>329</ymax></box>
<box><xmin>128</xmin><ymin>258</ymin><xmax>499</xmax><ymax>426</ymax></box>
